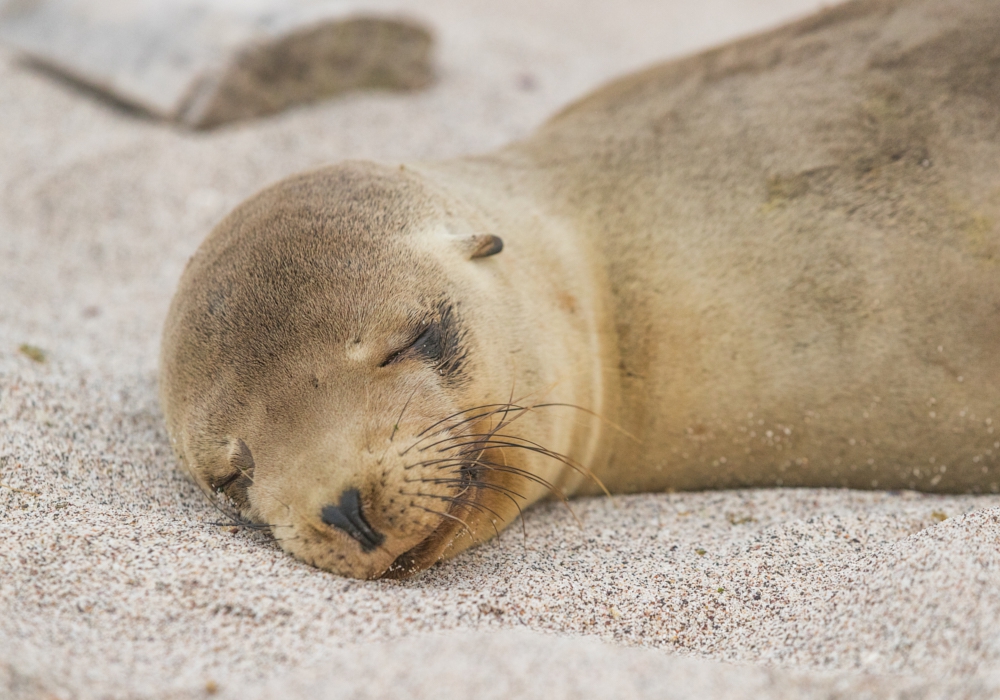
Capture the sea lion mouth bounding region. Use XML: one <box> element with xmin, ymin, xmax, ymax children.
<box><xmin>380</xmin><ymin>454</ymin><xmax>482</xmax><ymax>579</ymax></box>
<box><xmin>380</xmin><ymin>517</ymin><xmax>458</xmax><ymax>579</ymax></box>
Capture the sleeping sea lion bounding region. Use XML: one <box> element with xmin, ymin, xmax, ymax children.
<box><xmin>160</xmin><ymin>0</ymin><xmax>1000</xmax><ymax>578</ymax></box>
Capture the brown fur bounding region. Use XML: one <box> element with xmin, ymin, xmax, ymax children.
<box><xmin>161</xmin><ymin>0</ymin><xmax>1000</xmax><ymax>578</ymax></box>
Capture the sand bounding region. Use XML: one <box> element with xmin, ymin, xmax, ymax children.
<box><xmin>3</xmin><ymin>1</ymin><xmax>1000</xmax><ymax>697</ymax></box>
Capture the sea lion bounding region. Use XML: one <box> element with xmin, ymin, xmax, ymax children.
<box><xmin>161</xmin><ymin>0</ymin><xmax>1000</xmax><ymax>579</ymax></box>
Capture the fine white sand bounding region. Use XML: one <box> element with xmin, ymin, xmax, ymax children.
<box><xmin>4</xmin><ymin>1</ymin><xmax>1000</xmax><ymax>698</ymax></box>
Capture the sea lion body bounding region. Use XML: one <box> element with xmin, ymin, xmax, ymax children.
<box><xmin>161</xmin><ymin>0</ymin><xmax>1000</xmax><ymax>578</ymax></box>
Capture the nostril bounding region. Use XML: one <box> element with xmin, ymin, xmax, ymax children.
<box><xmin>322</xmin><ymin>488</ymin><xmax>386</xmax><ymax>553</ymax></box>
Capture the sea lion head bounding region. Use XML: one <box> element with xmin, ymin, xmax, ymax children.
<box><xmin>160</xmin><ymin>160</ymin><xmax>606</xmax><ymax>578</ymax></box>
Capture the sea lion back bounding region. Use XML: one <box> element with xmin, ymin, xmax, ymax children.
<box><xmin>514</xmin><ymin>0</ymin><xmax>1000</xmax><ymax>493</ymax></box>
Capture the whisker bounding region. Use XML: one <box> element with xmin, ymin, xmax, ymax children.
<box><xmin>410</xmin><ymin>406</ymin><xmax>564</xmax><ymax>474</ymax></box>
<box><xmin>207</xmin><ymin>520</ymin><xmax>284</xmax><ymax>531</ymax></box>
<box><xmin>406</xmin><ymin>490</ymin><xmax>505</xmax><ymax>522</ymax></box>
<box><xmin>440</xmin><ymin>438</ymin><xmax>611</xmax><ymax>497</ymax></box>
<box><xmin>403</xmin><ymin>397</ymin><xmax>612</xmax><ymax>454</ymax></box>
<box><xmin>447</xmin><ymin>432</ymin><xmax>560</xmax><ymax>453</ymax></box>
<box><xmin>410</xmin><ymin>414</ymin><xmax>525</xmax><ymax>453</ymax></box>
<box><xmin>411</xmin><ymin>476</ymin><xmax>527</xmax><ymax>503</ymax></box>
<box><xmin>497</xmin><ymin>377</ymin><xmax>518</xmax><ymax>446</ymax></box>
<box><xmin>408</xmin><ymin>492</ymin><xmax>503</xmax><ymax>539</ymax></box>
<box><xmin>398</xmin><ymin>393</ymin><xmax>624</xmax><ymax>540</ymax></box>
<box><xmin>421</xmin><ymin>406</ymin><xmax>523</xmax><ymax>445</ymax></box>
<box><xmin>411</xmin><ymin>403</ymin><xmax>513</xmax><ymax>439</ymax></box>
<box><xmin>264</xmin><ymin>534</ymin><xmax>302</xmax><ymax>545</ymax></box>
<box><xmin>190</xmin><ymin>474</ymin><xmax>266</xmax><ymax>531</ymax></box>
<box><xmin>389</xmin><ymin>384</ymin><xmax>421</xmax><ymax>444</ymax></box>
<box><xmin>402</xmin><ymin>403</ymin><xmax>522</xmax><ymax>454</ymax></box>
<box><xmin>479</xmin><ymin>402</ymin><xmax>533</xmax><ymax>451</ymax></box>
<box><xmin>410</xmin><ymin>398</ymin><xmax>635</xmax><ymax>460</ymax></box>
<box><xmin>410</xmin><ymin>503</ymin><xmax>474</xmax><ymax>542</ymax></box>
<box><xmin>528</xmin><ymin>402</ymin><xmax>639</xmax><ymax>442</ymax></box>
<box><xmin>404</xmin><ymin>381</ymin><xmax>555</xmax><ymax>452</ymax></box>
<box><xmin>403</xmin><ymin>455</ymin><xmax>478</xmax><ymax>469</ymax></box>
<box><xmin>448</xmin><ymin>458</ymin><xmax>560</xmax><ymax>492</ymax></box>
<box><xmin>463</xmin><ymin>457</ymin><xmax>583</xmax><ymax>529</ymax></box>
<box><xmin>407</xmin><ymin>454</ymin><xmax>559</xmax><ymax>506</ymax></box>
<box><xmin>186</xmin><ymin>456</ymin><xmax>305</xmax><ymax>544</ymax></box>
<box><xmin>417</xmin><ymin>477</ymin><xmax>529</xmax><ymax>540</ymax></box>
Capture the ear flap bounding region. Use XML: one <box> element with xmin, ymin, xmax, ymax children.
<box><xmin>468</xmin><ymin>234</ymin><xmax>504</xmax><ymax>259</ymax></box>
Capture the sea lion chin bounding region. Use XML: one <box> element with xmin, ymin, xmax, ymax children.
<box><xmin>161</xmin><ymin>0</ymin><xmax>1000</xmax><ymax>579</ymax></box>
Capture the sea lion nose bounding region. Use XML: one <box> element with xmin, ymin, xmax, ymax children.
<box><xmin>321</xmin><ymin>488</ymin><xmax>385</xmax><ymax>552</ymax></box>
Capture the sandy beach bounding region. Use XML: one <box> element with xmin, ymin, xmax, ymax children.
<box><xmin>4</xmin><ymin>1</ymin><xmax>1000</xmax><ymax>697</ymax></box>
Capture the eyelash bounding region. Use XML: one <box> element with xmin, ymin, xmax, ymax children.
<box><xmin>380</xmin><ymin>325</ymin><xmax>442</xmax><ymax>367</ymax></box>
<box><xmin>211</xmin><ymin>439</ymin><xmax>255</xmax><ymax>510</ymax></box>
<box><xmin>212</xmin><ymin>469</ymin><xmax>251</xmax><ymax>509</ymax></box>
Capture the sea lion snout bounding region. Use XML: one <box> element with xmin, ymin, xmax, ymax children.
<box><xmin>246</xmin><ymin>414</ymin><xmax>492</xmax><ymax>578</ymax></box>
